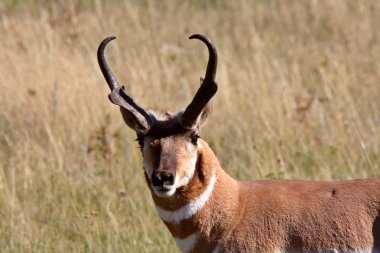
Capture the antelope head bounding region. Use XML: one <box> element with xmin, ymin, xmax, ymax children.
<box><xmin>97</xmin><ymin>34</ymin><xmax>218</xmax><ymax>198</ymax></box>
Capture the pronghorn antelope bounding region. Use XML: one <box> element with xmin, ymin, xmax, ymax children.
<box><xmin>98</xmin><ymin>34</ymin><xmax>380</xmax><ymax>253</ymax></box>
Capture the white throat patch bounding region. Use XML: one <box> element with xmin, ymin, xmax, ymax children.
<box><xmin>174</xmin><ymin>232</ymin><xmax>198</xmax><ymax>253</ymax></box>
<box><xmin>155</xmin><ymin>173</ymin><xmax>217</xmax><ymax>224</ymax></box>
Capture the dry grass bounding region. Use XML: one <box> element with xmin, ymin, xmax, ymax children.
<box><xmin>0</xmin><ymin>0</ymin><xmax>379</xmax><ymax>252</ymax></box>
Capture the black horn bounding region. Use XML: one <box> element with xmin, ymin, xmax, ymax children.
<box><xmin>97</xmin><ymin>36</ymin><xmax>120</xmax><ymax>91</ymax></box>
<box><xmin>181</xmin><ymin>34</ymin><xmax>218</xmax><ymax>128</ymax></box>
<box><xmin>97</xmin><ymin>36</ymin><xmax>154</xmax><ymax>134</ymax></box>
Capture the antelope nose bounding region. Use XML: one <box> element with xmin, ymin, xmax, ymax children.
<box><xmin>152</xmin><ymin>171</ymin><xmax>175</xmax><ymax>187</ymax></box>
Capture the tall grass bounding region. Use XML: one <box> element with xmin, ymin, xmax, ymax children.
<box><xmin>0</xmin><ymin>0</ymin><xmax>379</xmax><ymax>252</ymax></box>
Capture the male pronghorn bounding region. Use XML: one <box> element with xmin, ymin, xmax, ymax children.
<box><xmin>98</xmin><ymin>35</ymin><xmax>380</xmax><ymax>253</ymax></box>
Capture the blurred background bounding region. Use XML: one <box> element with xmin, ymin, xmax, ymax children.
<box><xmin>0</xmin><ymin>0</ymin><xmax>379</xmax><ymax>252</ymax></box>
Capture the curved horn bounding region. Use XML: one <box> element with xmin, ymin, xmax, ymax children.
<box><xmin>97</xmin><ymin>36</ymin><xmax>120</xmax><ymax>90</ymax></box>
<box><xmin>189</xmin><ymin>34</ymin><xmax>217</xmax><ymax>82</ymax></box>
<box><xmin>181</xmin><ymin>34</ymin><xmax>218</xmax><ymax>128</ymax></box>
<box><xmin>97</xmin><ymin>36</ymin><xmax>154</xmax><ymax>134</ymax></box>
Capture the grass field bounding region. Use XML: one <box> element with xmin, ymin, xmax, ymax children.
<box><xmin>0</xmin><ymin>0</ymin><xmax>379</xmax><ymax>252</ymax></box>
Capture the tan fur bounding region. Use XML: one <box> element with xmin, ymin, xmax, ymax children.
<box><xmin>145</xmin><ymin>139</ymin><xmax>380</xmax><ymax>253</ymax></box>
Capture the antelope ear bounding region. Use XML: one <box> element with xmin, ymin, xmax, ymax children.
<box><xmin>197</xmin><ymin>100</ymin><xmax>212</xmax><ymax>127</ymax></box>
<box><xmin>108</xmin><ymin>88</ymin><xmax>153</xmax><ymax>134</ymax></box>
<box><xmin>120</xmin><ymin>108</ymin><xmax>141</xmax><ymax>130</ymax></box>
<box><xmin>195</xmin><ymin>77</ymin><xmax>212</xmax><ymax>127</ymax></box>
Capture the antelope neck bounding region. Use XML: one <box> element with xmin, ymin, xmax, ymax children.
<box><xmin>148</xmin><ymin>141</ymin><xmax>241</xmax><ymax>253</ymax></box>
<box><xmin>155</xmin><ymin>172</ymin><xmax>217</xmax><ymax>224</ymax></box>
<box><xmin>152</xmin><ymin>148</ymin><xmax>221</xmax><ymax>253</ymax></box>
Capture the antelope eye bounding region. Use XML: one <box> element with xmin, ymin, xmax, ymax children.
<box><xmin>150</xmin><ymin>139</ymin><xmax>160</xmax><ymax>147</ymax></box>
<box><xmin>191</xmin><ymin>134</ymin><xmax>200</xmax><ymax>145</ymax></box>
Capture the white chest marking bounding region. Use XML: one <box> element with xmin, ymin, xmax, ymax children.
<box><xmin>212</xmin><ymin>246</ymin><xmax>221</xmax><ymax>253</ymax></box>
<box><xmin>174</xmin><ymin>232</ymin><xmax>198</xmax><ymax>253</ymax></box>
<box><xmin>155</xmin><ymin>173</ymin><xmax>217</xmax><ymax>224</ymax></box>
